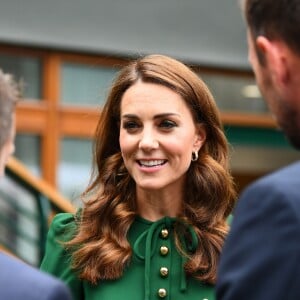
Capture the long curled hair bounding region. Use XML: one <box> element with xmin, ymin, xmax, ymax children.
<box><xmin>66</xmin><ymin>54</ymin><xmax>236</xmax><ymax>284</ymax></box>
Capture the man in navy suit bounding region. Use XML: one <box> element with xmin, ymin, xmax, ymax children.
<box><xmin>0</xmin><ymin>252</ymin><xmax>73</xmax><ymax>300</ymax></box>
<box><xmin>0</xmin><ymin>69</ymin><xmax>73</xmax><ymax>300</ymax></box>
<box><xmin>216</xmin><ymin>0</ymin><xmax>300</xmax><ymax>299</ymax></box>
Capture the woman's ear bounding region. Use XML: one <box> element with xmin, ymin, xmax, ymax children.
<box><xmin>193</xmin><ymin>124</ymin><xmax>206</xmax><ymax>151</ymax></box>
<box><xmin>256</xmin><ymin>36</ymin><xmax>290</xmax><ymax>85</ymax></box>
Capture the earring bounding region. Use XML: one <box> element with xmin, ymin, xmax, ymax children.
<box><xmin>191</xmin><ymin>151</ymin><xmax>198</xmax><ymax>162</ymax></box>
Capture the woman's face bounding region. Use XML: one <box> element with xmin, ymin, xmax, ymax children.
<box><xmin>119</xmin><ymin>81</ymin><xmax>206</xmax><ymax>193</ymax></box>
<box><xmin>0</xmin><ymin>113</ymin><xmax>15</xmax><ymax>177</ymax></box>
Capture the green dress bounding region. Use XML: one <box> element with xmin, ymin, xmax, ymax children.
<box><xmin>40</xmin><ymin>212</ymin><xmax>215</xmax><ymax>300</ymax></box>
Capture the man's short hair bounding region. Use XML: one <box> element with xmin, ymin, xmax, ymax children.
<box><xmin>0</xmin><ymin>70</ymin><xmax>19</xmax><ymax>148</ymax></box>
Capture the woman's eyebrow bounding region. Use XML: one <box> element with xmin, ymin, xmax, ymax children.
<box><xmin>121</xmin><ymin>112</ymin><xmax>180</xmax><ymax>120</ymax></box>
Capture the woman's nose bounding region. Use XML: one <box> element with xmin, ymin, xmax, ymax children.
<box><xmin>138</xmin><ymin>130</ymin><xmax>159</xmax><ymax>150</ymax></box>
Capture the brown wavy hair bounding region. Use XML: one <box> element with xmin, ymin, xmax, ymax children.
<box><xmin>66</xmin><ymin>54</ymin><xmax>236</xmax><ymax>285</ymax></box>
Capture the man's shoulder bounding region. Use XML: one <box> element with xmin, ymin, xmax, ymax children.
<box><xmin>0</xmin><ymin>252</ymin><xmax>55</xmax><ymax>283</ymax></box>
<box><xmin>265</xmin><ymin>161</ymin><xmax>300</xmax><ymax>180</ymax></box>
<box><xmin>238</xmin><ymin>161</ymin><xmax>300</xmax><ymax>213</ymax></box>
<box><xmin>0</xmin><ymin>253</ymin><xmax>72</xmax><ymax>299</ymax></box>
<box><xmin>247</xmin><ymin>161</ymin><xmax>300</xmax><ymax>192</ymax></box>
<box><xmin>0</xmin><ymin>252</ymin><xmax>32</xmax><ymax>273</ymax></box>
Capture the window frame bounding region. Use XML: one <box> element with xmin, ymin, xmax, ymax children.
<box><xmin>0</xmin><ymin>43</ymin><xmax>276</xmax><ymax>191</ymax></box>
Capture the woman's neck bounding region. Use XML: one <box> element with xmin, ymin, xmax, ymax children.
<box><xmin>136</xmin><ymin>188</ymin><xmax>183</xmax><ymax>222</ymax></box>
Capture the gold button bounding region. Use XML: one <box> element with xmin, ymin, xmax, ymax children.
<box><xmin>160</xmin><ymin>267</ymin><xmax>169</xmax><ymax>277</ymax></box>
<box><xmin>160</xmin><ymin>229</ymin><xmax>169</xmax><ymax>238</ymax></box>
<box><xmin>160</xmin><ymin>246</ymin><xmax>169</xmax><ymax>256</ymax></box>
<box><xmin>158</xmin><ymin>288</ymin><xmax>167</xmax><ymax>298</ymax></box>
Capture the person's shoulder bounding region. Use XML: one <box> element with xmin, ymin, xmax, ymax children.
<box><xmin>245</xmin><ymin>161</ymin><xmax>300</xmax><ymax>195</ymax></box>
<box><xmin>260</xmin><ymin>161</ymin><xmax>300</xmax><ymax>184</ymax></box>
<box><xmin>48</xmin><ymin>210</ymin><xmax>80</xmax><ymax>241</ymax></box>
<box><xmin>51</xmin><ymin>210</ymin><xmax>79</xmax><ymax>228</ymax></box>
<box><xmin>0</xmin><ymin>252</ymin><xmax>21</xmax><ymax>270</ymax></box>
<box><xmin>238</xmin><ymin>161</ymin><xmax>300</xmax><ymax>214</ymax></box>
<box><xmin>0</xmin><ymin>253</ymin><xmax>72</xmax><ymax>300</ymax></box>
<box><xmin>0</xmin><ymin>252</ymin><xmax>50</xmax><ymax>281</ymax></box>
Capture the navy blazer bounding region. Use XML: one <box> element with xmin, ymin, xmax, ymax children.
<box><xmin>0</xmin><ymin>252</ymin><xmax>73</xmax><ymax>300</ymax></box>
<box><xmin>217</xmin><ymin>162</ymin><xmax>300</xmax><ymax>300</ymax></box>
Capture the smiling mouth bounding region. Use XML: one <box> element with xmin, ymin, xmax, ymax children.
<box><xmin>138</xmin><ymin>159</ymin><xmax>167</xmax><ymax>167</ymax></box>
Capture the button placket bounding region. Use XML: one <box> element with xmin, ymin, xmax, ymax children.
<box><xmin>156</xmin><ymin>227</ymin><xmax>171</xmax><ymax>299</ymax></box>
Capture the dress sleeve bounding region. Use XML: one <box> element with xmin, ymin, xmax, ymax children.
<box><xmin>40</xmin><ymin>212</ymin><xmax>84</xmax><ymax>300</ymax></box>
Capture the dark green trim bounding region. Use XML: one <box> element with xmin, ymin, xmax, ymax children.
<box><xmin>224</xmin><ymin>126</ymin><xmax>292</xmax><ymax>148</ymax></box>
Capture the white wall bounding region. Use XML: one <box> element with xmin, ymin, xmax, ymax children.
<box><xmin>0</xmin><ymin>0</ymin><xmax>249</xmax><ymax>69</ymax></box>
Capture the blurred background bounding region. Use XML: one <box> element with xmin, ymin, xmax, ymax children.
<box><xmin>0</xmin><ymin>0</ymin><xmax>298</xmax><ymax>265</ymax></box>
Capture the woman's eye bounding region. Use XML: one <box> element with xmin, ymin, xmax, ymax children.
<box><xmin>159</xmin><ymin>120</ymin><xmax>177</xmax><ymax>129</ymax></box>
<box><xmin>123</xmin><ymin>121</ymin><xmax>140</xmax><ymax>131</ymax></box>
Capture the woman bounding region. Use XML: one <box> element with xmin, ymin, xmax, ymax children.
<box><xmin>41</xmin><ymin>54</ymin><xmax>236</xmax><ymax>300</ymax></box>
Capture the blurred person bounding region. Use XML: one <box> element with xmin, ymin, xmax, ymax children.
<box><xmin>41</xmin><ymin>54</ymin><xmax>236</xmax><ymax>300</ymax></box>
<box><xmin>0</xmin><ymin>70</ymin><xmax>17</xmax><ymax>176</ymax></box>
<box><xmin>216</xmin><ymin>0</ymin><xmax>300</xmax><ymax>299</ymax></box>
<box><xmin>0</xmin><ymin>69</ymin><xmax>73</xmax><ymax>300</ymax></box>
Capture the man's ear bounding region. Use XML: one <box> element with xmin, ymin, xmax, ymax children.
<box><xmin>256</xmin><ymin>36</ymin><xmax>289</xmax><ymax>85</ymax></box>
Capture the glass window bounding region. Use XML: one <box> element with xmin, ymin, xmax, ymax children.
<box><xmin>58</xmin><ymin>138</ymin><xmax>93</xmax><ymax>204</ymax></box>
<box><xmin>200</xmin><ymin>72</ymin><xmax>268</xmax><ymax>113</ymax></box>
<box><xmin>0</xmin><ymin>53</ymin><xmax>42</xmax><ymax>99</ymax></box>
<box><xmin>61</xmin><ymin>62</ymin><xmax>119</xmax><ymax>106</ymax></box>
<box><xmin>14</xmin><ymin>134</ymin><xmax>41</xmax><ymax>177</ymax></box>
